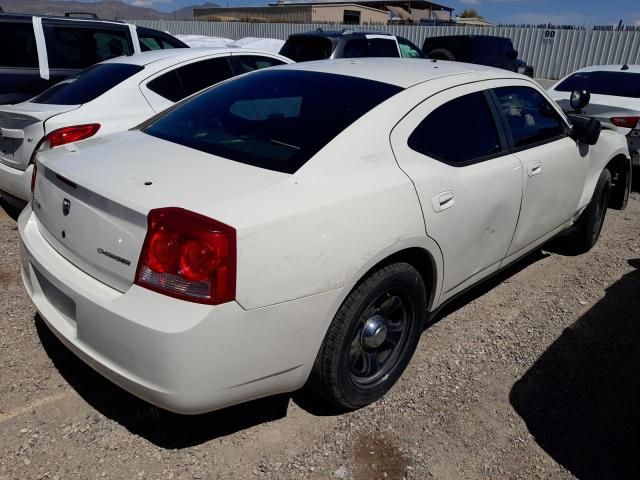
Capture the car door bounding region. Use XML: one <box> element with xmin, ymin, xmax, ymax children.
<box><xmin>489</xmin><ymin>81</ymin><xmax>588</xmax><ymax>259</ymax></box>
<box><xmin>141</xmin><ymin>56</ymin><xmax>234</xmax><ymax>112</ymax></box>
<box><xmin>391</xmin><ymin>82</ymin><xmax>523</xmax><ymax>299</ymax></box>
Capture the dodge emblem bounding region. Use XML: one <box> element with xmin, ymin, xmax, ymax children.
<box><xmin>62</xmin><ymin>198</ymin><xmax>71</xmax><ymax>216</ymax></box>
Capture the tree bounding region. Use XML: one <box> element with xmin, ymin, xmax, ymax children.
<box><xmin>460</xmin><ymin>8</ymin><xmax>483</xmax><ymax>19</ymax></box>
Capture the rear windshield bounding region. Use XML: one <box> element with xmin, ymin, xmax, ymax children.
<box><xmin>555</xmin><ymin>71</ymin><xmax>640</xmax><ymax>98</ymax></box>
<box><xmin>31</xmin><ymin>63</ymin><xmax>144</xmax><ymax>105</ymax></box>
<box><xmin>279</xmin><ymin>37</ymin><xmax>334</xmax><ymax>62</ymax></box>
<box><xmin>144</xmin><ymin>69</ymin><xmax>401</xmax><ymax>174</ymax></box>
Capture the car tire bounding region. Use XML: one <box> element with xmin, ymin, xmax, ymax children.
<box><xmin>427</xmin><ymin>48</ymin><xmax>456</xmax><ymax>61</ymax></box>
<box><xmin>309</xmin><ymin>262</ymin><xmax>427</xmax><ymax>410</ymax></box>
<box><xmin>564</xmin><ymin>168</ymin><xmax>611</xmax><ymax>254</ymax></box>
<box><xmin>0</xmin><ymin>197</ymin><xmax>23</xmax><ymax>221</ymax></box>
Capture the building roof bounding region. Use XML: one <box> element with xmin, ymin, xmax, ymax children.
<box><xmin>272</xmin><ymin>57</ymin><xmax>514</xmax><ymax>88</ymax></box>
<box><xmin>270</xmin><ymin>0</ymin><xmax>453</xmax><ymax>11</ymax></box>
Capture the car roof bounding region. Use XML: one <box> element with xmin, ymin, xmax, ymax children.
<box><xmin>273</xmin><ymin>57</ymin><xmax>516</xmax><ymax>88</ymax></box>
<box><xmin>100</xmin><ymin>47</ymin><xmax>250</xmax><ymax>67</ymax></box>
<box><xmin>0</xmin><ymin>12</ymin><xmax>125</xmax><ymax>26</ymax></box>
<box><xmin>290</xmin><ymin>29</ymin><xmax>395</xmax><ymax>39</ymax></box>
<box><xmin>571</xmin><ymin>64</ymin><xmax>640</xmax><ymax>74</ymax></box>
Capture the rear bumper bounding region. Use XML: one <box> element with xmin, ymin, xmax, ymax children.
<box><xmin>19</xmin><ymin>206</ymin><xmax>346</xmax><ymax>414</ymax></box>
<box><xmin>0</xmin><ymin>161</ymin><xmax>31</xmax><ymax>205</ymax></box>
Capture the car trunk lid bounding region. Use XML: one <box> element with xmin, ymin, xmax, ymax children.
<box><xmin>33</xmin><ymin>130</ymin><xmax>288</xmax><ymax>292</ymax></box>
<box><xmin>0</xmin><ymin>103</ymin><xmax>79</xmax><ymax>170</ymax></box>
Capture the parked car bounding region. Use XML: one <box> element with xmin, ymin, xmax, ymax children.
<box><xmin>279</xmin><ymin>29</ymin><xmax>425</xmax><ymax>61</ymax></box>
<box><xmin>0</xmin><ymin>12</ymin><xmax>188</xmax><ymax>105</ymax></box>
<box><xmin>548</xmin><ymin>64</ymin><xmax>640</xmax><ymax>168</ymax></box>
<box><xmin>422</xmin><ymin>35</ymin><xmax>534</xmax><ymax>77</ymax></box>
<box><xmin>20</xmin><ymin>59</ymin><xmax>630</xmax><ymax>414</ymax></box>
<box><xmin>0</xmin><ymin>47</ymin><xmax>291</xmax><ymax>219</ymax></box>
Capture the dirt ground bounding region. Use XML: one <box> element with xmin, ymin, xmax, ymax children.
<box><xmin>1</xmin><ymin>193</ymin><xmax>638</xmax><ymax>480</ymax></box>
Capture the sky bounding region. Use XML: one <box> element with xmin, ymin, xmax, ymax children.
<box><xmin>71</xmin><ymin>0</ymin><xmax>640</xmax><ymax>26</ymax></box>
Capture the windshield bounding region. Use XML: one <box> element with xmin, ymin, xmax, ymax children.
<box><xmin>32</xmin><ymin>63</ymin><xmax>144</xmax><ymax>105</ymax></box>
<box><xmin>144</xmin><ymin>69</ymin><xmax>402</xmax><ymax>174</ymax></box>
<box><xmin>555</xmin><ymin>71</ymin><xmax>640</xmax><ymax>98</ymax></box>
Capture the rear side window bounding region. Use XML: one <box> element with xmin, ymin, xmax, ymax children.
<box><xmin>494</xmin><ymin>86</ymin><xmax>565</xmax><ymax>148</ymax></box>
<box><xmin>44</xmin><ymin>24</ymin><xmax>133</xmax><ymax>69</ymax></box>
<box><xmin>230</xmin><ymin>55</ymin><xmax>286</xmax><ymax>74</ymax></box>
<box><xmin>145</xmin><ymin>70</ymin><xmax>401</xmax><ymax>174</ymax></box>
<box><xmin>409</xmin><ymin>91</ymin><xmax>501</xmax><ymax>165</ymax></box>
<box><xmin>32</xmin><ymin>64</ymin><xmax>143</xmax><ymax>105</ymax></box>
<box><xmin>555</xmin><ymin>71</ymin><xmax>640</xmax><ymax>98</ymax></box>
<box><xmin>344</xmin><ymin>38</ymin><xmax>399</xmax><ymax>58</ymax></box>
<box><xmin>279</xmin><ymin>37</ymin><xmax>334</xmax><ymax>62</ymax></box>
<box><xmin>148</xmin><ymin>57</ymin><xmax>234</xmax><ymax>103</ymax></box>
<box><xmin>0</xmin><ymin>22</ymin><xmax>38</xmax><ymax>68</ymax></box>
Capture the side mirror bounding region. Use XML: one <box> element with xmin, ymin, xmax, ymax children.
<box><xmin>568</xmin><ymin>114</ymin><xmax>601</xmax><ymax>146</ymax></box>
<box><xmin>570</xmin><ymin>88</ymin><xmax>590</xmax><ymax>112</ymax></box>
<box><xmin>507</xmin><ymin>49</ymin><xmax>518</xmax><ymax>60</ymax></box>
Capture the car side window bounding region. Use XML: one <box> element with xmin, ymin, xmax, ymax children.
<box><xmin>176</xmin><ymin>57</ymin><xmax>233</xmax><ymax>98</ymax></box>
<box><xmin>147</xmin><ymin>70</ymin><xmax>184</xmax><ymax>102</ymax></box>
<box><xmin>408</xmin><ymin>91</ymin><xmax>502</xmax><ymax>165</ymax></box>
<box><xmin>44</xmin><ymin>24</ymin><xmax>133</xmax><ymax>69</ymax></box>
<box><xmin>494</xmin><ymin>86</ymin><xmax>566</xmax><ymax>149</ymax></box>
<box><xmin>230</xmin><ymin>55</ymin><xmax>286</xmax><ymax>74</ymax></box>
<box><xmin>0</xmin><ymin>22</ymin><xmax>38</xmax><ymax>68</ymax></box>
<box><xmin>139</xmin><ymin>34</ymin><xmax>183</xmax><ymax>51</ymax></box>
<box><xmin>343</xmin><ymin>38</ymin><xmax>399</xmax><ymax>58</ymax></box>
<box><xmin>397</xmin><ymin>38</ymin><xmax>424</xmax><ymax>58</ymax></box>
<box><xmin>148</xmin><ymin>57</ymin><xmax>234</xmax><ymax>103</ymax></box>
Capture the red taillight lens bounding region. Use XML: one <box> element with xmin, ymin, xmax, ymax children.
<box><xmin>45</xmin><ymin>124</ymin><xmax>100</xmax><ymax>148</ymax></box>
<box><xmin>135</xmin><ymin>208</ymin><xmax>236</xmax><ymax>305</ymax></box>
<box><xmin>610</xmin><ymin>117</ymin><xmax>640</xmax><ymax>129</ymax></box>
<box><xmin>30</xmin><ymin>162</ymin><xmax>38</xmax><ymax>194</ymax></box>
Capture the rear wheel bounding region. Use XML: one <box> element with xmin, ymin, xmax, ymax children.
<box><xmin>309</xmin><ymin>262</ymin><xmax>426</xmax><ymax>410</ymax></box>
<box><xmin>563</xmin><ymin>168</ymin><xmax>611</xmax><ymax>254</ymax></box>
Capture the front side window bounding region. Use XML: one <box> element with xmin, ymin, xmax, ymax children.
<box><xmin>31</xmin><ymin>63</ymin><xmax>143</xmax><ymax>105</ymax></box>
<box><xmin>408</xmin><ymin>91</ymin><xmax>501</xmax><ymax>165</ymax></box>
<box><xmin>555</xmin><ymin>71</ymin><xmax>640</xmax><ymax>98</ymax></box>
<box><xmin>397</xmin><ymin>37</ymin><xmax>425</xmax><ymax>59</ymax></box>
<box><xmin>144</xmin><ymin>70</ymin><xmax>401</xmax><ymax>174</ymax></box>
<box><xmin>494</xmin><ymin>86</ymin><xmax>565</xmax><ymax>149</ymax></box>
<box><xmin>0</xmin><ymin>22</ymin><xmax>38</xmax><ymax>68</ymax></box>
<box><xmin>139</xmin><ymin>34</ymin><xmax>184</xmax><ymax>52</ymax></box>
<box><xmin>343</xmin><ymin>38</ymin><xmax>400</xmax><ymax>58</ymax></box>
<box><xmin>44</xmin><ymin>24</ymin><xmax>133</xmax><ymax>69</ymax></box>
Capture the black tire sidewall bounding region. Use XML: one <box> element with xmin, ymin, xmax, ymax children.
<box><xmin>319</xmin><ymin>263</ymin><xmax>426</xmax><ymax>409</ymax></box>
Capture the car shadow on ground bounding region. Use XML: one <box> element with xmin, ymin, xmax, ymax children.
<box><xmin>35</xmin><ymin>315</ymin><xmax>292</xmax><ymax>449</ymax></box>
<box><xmin>510</xmin><ymin>259</ymin><xmax>640</xmax><ymax>479</ymax></box>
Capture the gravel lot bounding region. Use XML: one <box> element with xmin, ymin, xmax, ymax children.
<box><xmin>1</xmin><ymin>193</ymin><xmax>638</xmax><ymax>480</ymax></box>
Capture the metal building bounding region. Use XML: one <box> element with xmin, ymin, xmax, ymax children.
<box><xmin>194</xmin><ymin>0</ymin><xmax>453</xmax><ymax>25</ymax></box>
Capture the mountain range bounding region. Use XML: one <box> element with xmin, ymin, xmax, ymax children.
<box><xmin>0</xmin><ymin>0</ymin><xmax>221</xmax><ymax>20</ymax></box>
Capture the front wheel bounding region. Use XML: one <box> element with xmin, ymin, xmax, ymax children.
<box><xmin>563</xmin><ymin>168</ymin><xmax>611</xmax><ymax>254</ymax></box>
<box><xmin>308</xmin><ymin>262</ymin><xmax>427</xmax><ymax>410</ymax></box>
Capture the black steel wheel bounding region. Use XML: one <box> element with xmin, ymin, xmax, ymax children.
<box><xmin>309</xmin><ymin>262</ymin><xmax>427</xmax><ymax>410</ymax></box>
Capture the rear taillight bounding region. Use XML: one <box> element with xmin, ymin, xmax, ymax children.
<box><xmin>30</xmin><ymin>162</ymin><xmax>37</xmax><ymax>194</ymax></box>
<box><xmin>610</xmin><ymin>117</ymin><xmax>640</xmax><ymax>129</ymax></box>
<box><xmin>45</xmin><ymin>124</ymin><xmax>100</xmax><ymax>148</ymax></box>
<box><xmin>135</xmin><ymin>208</ymin><xmax>236</xmax><ymax>305</ymax></box>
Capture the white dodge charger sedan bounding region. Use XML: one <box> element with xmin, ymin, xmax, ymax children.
<box><xmin>0</xmin><ymin>47</ymin><xmax>291</xmax><ymax>219</ymax></box>
<box><xmin>19</xmin><ymin>59</ymin><xmax>631</xmax><ymax>414</ymax></box>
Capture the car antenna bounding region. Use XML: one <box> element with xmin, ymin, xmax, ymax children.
<box><xmin>621</xmin><ymin>64</ymin><xmax>629</xmax><ymax>70</ymax></box>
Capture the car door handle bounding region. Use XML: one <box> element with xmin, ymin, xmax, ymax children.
<box><xmin>527</xmin><ymin>161</ymin><xmax>543</xmax><ymax>177</ymax></box>
<box><xmin>432</xmin><ymin>191</ymin><xmax>455</xmax><ymax>213</ymax></box>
